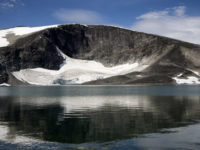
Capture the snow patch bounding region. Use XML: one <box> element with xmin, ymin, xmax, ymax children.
<box><xmin>173</xmin><ymin>76</ymin><xmax>200</xmax><ymax>84</ymax></box>
<box><xmin>0</xmin><ymin>25</ymin><xmax>58</xmax><ymax>47</ymax></box>
<box><xmin>12</xmin><ymin>48</ymin><xmax>148</xmax><ymax>85</ymax></box>
<box><xmin>177</xmin><ymin>73</ymin><xmax>183</xmax><ymax>77</ymax></box>
<box><xmin>0</xmin><ymin>83</ymin><xmax>10</xmax><ymax>86</ymax></box>
<box><xmin>190</xmin><ymin>70</ymin><xmax>200</xmax><ymax>76</ymax></box>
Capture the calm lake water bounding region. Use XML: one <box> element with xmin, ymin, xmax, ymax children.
<box><xmin>0</xmin><ymin>85</ymin><xmax>200</xmax><ymax>150</ymax></box>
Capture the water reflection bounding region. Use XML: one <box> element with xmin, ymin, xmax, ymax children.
<box><xmin>0</xmin><ymin>95</ymin><xmax>200</xmax><ymax>145</ymax></box>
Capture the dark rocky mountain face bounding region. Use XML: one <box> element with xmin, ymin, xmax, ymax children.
<box><xmin>0</xmin><ymin>24</ymin><xmax>200</xmax><ymax>85</ymax></box>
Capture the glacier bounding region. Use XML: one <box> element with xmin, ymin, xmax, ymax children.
<box><xmin>12</xmin><ymin>47</ymin><xmax>149</xmax><ymax>85</ymax></box>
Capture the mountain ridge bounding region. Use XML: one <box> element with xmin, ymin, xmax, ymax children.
<box><xmin>0</xmin><ymin>24</ymin><xmax>200</xmax><ymax>85</ymax></box>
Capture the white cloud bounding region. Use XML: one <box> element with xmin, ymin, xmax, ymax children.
<box><xmin>0</xmin><ymin>0</ymin><xmax>24</xmax><ymax>9</ymax></box>
<box><xmin>54</xmin><ymin>9</ymin><xmax>103</xmax><ymax>24</ymax></box>
<box><xmin>173</xmin><ymin>6</ymin><xmax>186</xmax><ymax>16</ymax></box>
<box><xmin>131</xmin><ymin>6</ymin><xmax>200</xmax><ymax>44</ymax></box>
<box><xmin>136</xmin><ymin>10</ymin><xmax>169</xmax><ymax>20</ymax></box>
<box><xmin>0</xmin><ymin>0</ymin><xmax>18</xmax><ymax>8</ymax></box>
<box><xmin>0</xmin><ymin>2</ymin><xmax>14</xmax><ymax>8</ymax></box>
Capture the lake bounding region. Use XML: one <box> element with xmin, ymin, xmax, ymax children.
<box><xmin>0</xmin><ymin>85</ymin><xmax>200</xmax><ymax>150</ymax></box>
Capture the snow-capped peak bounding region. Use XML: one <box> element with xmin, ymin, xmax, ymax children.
<box><xmin>0</xmin><ymin>25</ymin><xmax>58</xmax><ymax>48</ymax></box>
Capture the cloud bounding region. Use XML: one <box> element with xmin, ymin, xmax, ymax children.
<box><xmin>0</xmin><ymin>0</ymin><xmax>24</xmax><ymax>9</ymax></box>
<box><xmin>131</xmin><ymin>6</ymin><xmax>200</xmax><ymax>44</ymax></box>
<box><xmin>0</xmin><ymin>2</ymin><xmax>14</xmax><ymax>8</ymax></box>
<box><xmin>0</xmin><ymin>0</ymin><xmax>16</xmax><ymax>8</ymax></box>
<box><xmin>173</xmin><ymin>6</ymin><xmax>185</xmax><ymax>16</ymax></box>
<box><xmin>53</xmin><ymin>9</ymin><xmax>103</xmax><ymax>24</ymax></box>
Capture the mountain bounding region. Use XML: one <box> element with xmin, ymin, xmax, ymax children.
<box><xmin>0</xmin><ymin>24</ymin><xmax>200</xmax><ymax>85</ymax></box>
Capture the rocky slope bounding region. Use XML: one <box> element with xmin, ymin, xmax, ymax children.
<box><xmin>0</xmin><ymin>24</ymin><xmax>200</xmax><ymax>85</ymax></box>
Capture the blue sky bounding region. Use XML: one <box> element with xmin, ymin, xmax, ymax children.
<box><xmin>1</xmin><ymin>0</ymin><xmax>200</xmax><ymax>44</ymax></box>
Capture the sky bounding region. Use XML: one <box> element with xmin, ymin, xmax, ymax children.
<box><xmin>1</xmin><ymin>0</ymin><xmax>200</xmax><ymax>44</ymax></box>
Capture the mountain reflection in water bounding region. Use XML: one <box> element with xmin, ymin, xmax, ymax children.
<box><xmin>0</xmin><ymin>86</ymin><xmax>200</xmax><ymax>150</ymax></box>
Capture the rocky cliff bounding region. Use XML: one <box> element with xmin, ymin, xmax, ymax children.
<box><xmin>0</xmin><ymin>24</ymin><xmax>200</xmax><ymax>85</ymax></box>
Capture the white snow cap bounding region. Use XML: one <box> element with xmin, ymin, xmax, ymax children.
<box><xmin>0</xmin><ymin>25</ymin><xmax>58</xmax><ymax>47</ymax></box>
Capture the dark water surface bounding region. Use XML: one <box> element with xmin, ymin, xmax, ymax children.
<box><xmin>0</xmin><ymin>85</ymin><xmax>200</xmax><ymax>150</ymax></box>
